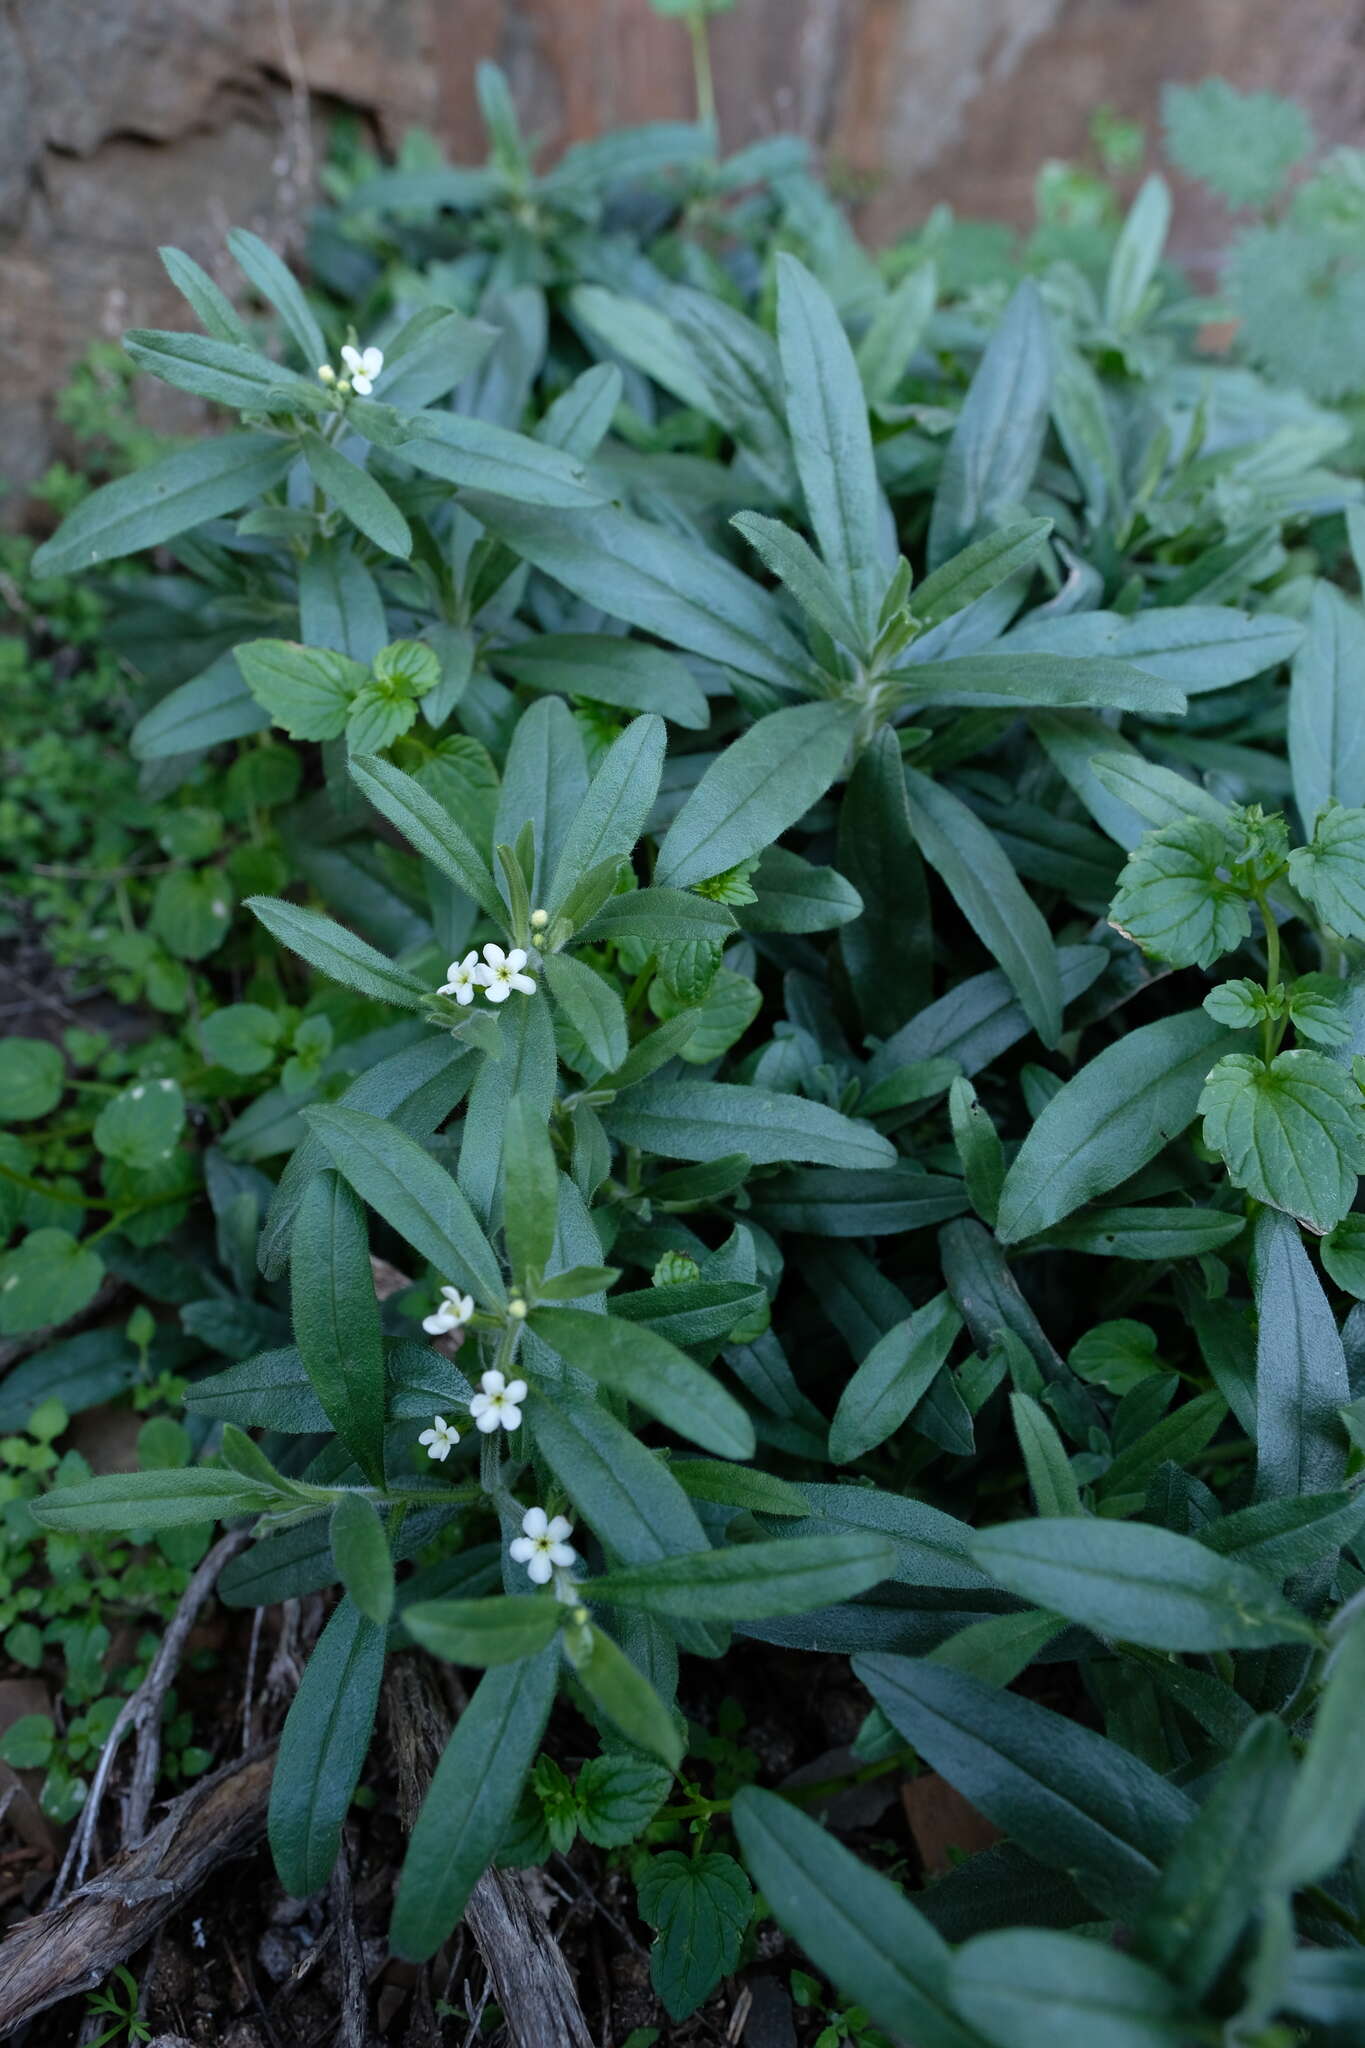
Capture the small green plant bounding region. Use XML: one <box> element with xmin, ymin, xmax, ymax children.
<box><xmin>17</xmin><ymin>57</ymin><xmax>1365</xmax><ymax>2047</ymax></box>
<box><xmin>81</xmin><ymin>1965</ymin><xmax>152</xmax><ymax>2047</ymax></box>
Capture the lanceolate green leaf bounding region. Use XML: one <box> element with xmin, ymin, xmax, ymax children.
<box><xmin>897</xmin><ymin>653</ymin><xmax>1185</xmax><ymax>718</ymax></box>
<box><xmin>855</xmin><ymin>1656</ymin><xmax>1192</xmax><ymax>1918</ymax></box>
<box><xmin>29</xmin><ymin>1468</ymin><xmax>279</xmax><ymax>1533</ymax></box>
<box><xmin>603</xmin><ymin>1078</ymin><xmax>895</xmax><ymax>1170</ymax></box>
<box><xmin>246</xmin><ymin>897</ymin><xmax>428</xmax><ymax>1010</ymax></box>
<box><xmin>529</xmin><ymin>1384</ymin><xmax>709</xmax><ymax>1570</ymax></box>
<box><xmin>291</xmin><ymin>1172</ymin><xmax>387</xmax><ymax>1486</ymax></box>
<box><xmin>950</xmin><ymin>1930</ymin><xmax>1190</xmax><ymax>2048</ymax></box>
<box><xmin>268</xmin><ymin>1597</ymin><xmax>386</xmax><ymax>1896</ymax></box>
<box><xmin>776</xmin><ymin>253</ymin><xmax>885</xmax><ymax>643</ymax></box>
<box><xmin>1290</xmin><ymin>582</ymin><xmax>1365</xmax><ymax>828</ymax></box>
<box><xmin>998</xmin><ymin>1010</ymin><xmax>1243</xmax><ymax>1242</ymax></box>
<box><xmin>655</xmin><ymin>703</ymin><xmax>854</xmax><ymax>890</ymax></box>
<box><xmin>470</xmin><ymin>498</ymin><xmax>811</xmax><ymax>690</ymax></box>
<box><xmin>1252</xmin><ymin>1208</ymin><xmax>1349</xmax><ymax>1503</ymax></box>
<box><xmin>585</xmin><ymin>1533</ymin><xmax>894</xmax><ymax>1619</ymax></box>
<box><xmin>547</xmin><ymin>714</ymin><xmax>666</xmax><ymax>910</ymax></box>
<box><xmin>970</xmin><ymin>1517</ymin><xmax>1319</xmax><ymax>1652</ymax></box>
<box><xmin>732</xmin><ymin>1790</ymin><xmax>983</xmax><ymax>2048</ymax></box>
<box><xmin>301</xmin><ymin>431</ymin><xmax>412</xmax><ymax>558</ymax></box>
<box><xmin>403</xmin><ymin>1594</ymin><xmax>562</xmax><ymax>1667</ymax></box>
<box><xmin>530</xmin><ymin>1306</ymin><xmax>754</xmax><ymax>1460</ymax></box>
<box><xmin>1267</xmin><ymin>1606</ymin><xmax>1365</xmax><ymax>1890</ymax></box>
<box><xmin>392</xmin><ymin>409</ymin><xmax>605</xmax><ymax>507</ymax></box>
<box><xmin>305</xmin><ymin>1105</ymin><xmax>506</xmax><ymax>1309</ymax></box>
<box><xmin>928</xmin><ymin>278</ymin><xmax>1052</xmax><ymax>568</ymax></box>
<box><xmin>902</xmin><ymin>767</ymin><xmax>1062</xmax><ymax>1049</ymax></box>
<box><xmin>350</xmin><ymin>752</ymin><xmax>503</xmax><ymax>921</ymax></box>
<box><xmin>32</xmin><ymin>432</ymin><xmax>296</xmax><ymax>576</ymax></box>
<box><xmin>830</xmin><ymin>1294</ymin><xmax>962</xmax><ymax>1463</ymax></box>
<box><xmin>493</xmin><ymin>634</ymin><xmax>708</xmax><ymax>731</ymax></box>
<box><xmin>1136</xmin><ymin>1716</ymin><xmax>1294</xmax><ymax>1999</ymax></box>
<box><xmin>391</xmin><ymin>1646</ymin><xmax>558</xmax><ymax>1959</ymax></box>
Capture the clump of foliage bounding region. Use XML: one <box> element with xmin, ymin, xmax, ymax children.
<box><xmin>12</xmin><ymin>46</ymin><xmax>1365</xmax><ymax>2047</ymax></box>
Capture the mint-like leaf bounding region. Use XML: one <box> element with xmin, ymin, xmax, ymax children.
<box><xmin>1288</xmin><ymin>803</ymin><xmax>1365</xmax><ymax>941</ymax></box>
<box><xmin>1199</xmin><ymin>1049</ymin><xmax>1365</xmax><ymax>1234</ymax></box>
<box><xmin>1109</xmin><ymin>818</ymin><xmax>1250</xmax><ymax>968</ymax></box>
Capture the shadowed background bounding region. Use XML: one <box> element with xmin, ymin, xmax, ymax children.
<box><xmin>3</xmin><ymin>0</ymin><xmax>1365</xmax><ymax>501</ymax></box>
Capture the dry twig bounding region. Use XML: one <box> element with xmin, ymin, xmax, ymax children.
<box><xmin>0</xmin><ymin>1747</ymin><xmax>274</xmax><ymax>2040</ymax></box>
<box><xmin>53</xmin><ymin>1528</ymin><xmax>251</xmax><ymax>1906</ymax></box>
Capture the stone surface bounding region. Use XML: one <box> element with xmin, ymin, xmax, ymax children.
<box><xmin>5</xmin><ymin>0</ymin><xmax>1365</xmax><ymax>509</ymax></box>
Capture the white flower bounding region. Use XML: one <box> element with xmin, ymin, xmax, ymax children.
<box><xmin>509</xmin><ymin>1506</ymin><xmax>575</xmax><ymax>1586</ymax></box>
<box><xmin>341</xmin><ymin>343</ymin><xmax>384</xmax><ymax>396</ymax></box>
<box><xmin>418</xmin><ymin>1414</ymin><xmax>461</xmax><ymax>1462</ymax></box>
<box><xmin>469</xmin><ymin>1367</ymin><xmax>526</xmax><ymax>1433</ymax></box>
<box><xmin>474</xmin><ymin>942</ymin><xmax>536</xmax><ymax>1003</ymax></box>
<box><xmin>437</xmin><ymin>950</ymin><xmax>481</xmax><ymax>1007</ymax></box>
<box><xmin>422</xmin><ymin>1285</ymin><xmax>474</xmax><ymax>1336</ymax></box>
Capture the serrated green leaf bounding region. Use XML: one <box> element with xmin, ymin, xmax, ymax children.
<box><xmin>1109</xmin><ymin>817</ymin><xmax>1250</xmax><ymax>968</ymax></box>
<box><xmin>1200</xmin><ymin>1050</ymin><xmax>1365</xmax><ymax>1234</ymax></box>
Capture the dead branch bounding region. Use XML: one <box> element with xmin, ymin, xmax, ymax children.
<box><xmin>329</xmin><ymin>1834</ymin><xmax>373</xmax><ymax>2048</ymax></box>
<box><xmin>0</xmin><ymin>1747</ymin><xmax>275</xmax><ymax>2040</ymax></box>
<box><xmin>53</xmin><ymin>1527</ymin><xmax>252</xmax><ymax>1905</ymax></box>
<box><xmin>383</xmin><ymin>1656</ymin><xmax>594</xmax><ymax>2048</ymax></box>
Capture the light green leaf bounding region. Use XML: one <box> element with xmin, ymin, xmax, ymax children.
<box><xmin>235</xmin><ymin>639</ymin><xmax>364</xmax><ymax>741</ymax></box>
<box><xmin>1287</xmin><ymin>800</ymin><xmax>1365</xmax><ymax>940</ymax></box>
<box><xmin>0</xmin><ymin>1040</ymin><xmax>64</xmax><ymax>1122</ymax></box>
<box><xmin>329</xmin><ymin>1493</ymin><xmax>394</xmax><ymax>1625</ymax></box>
<box><xmin>404</xmin><ymin>1594</ymin><xmax>562</xmax><ymax>1667</ymax></box>
<box><xmin>1200</xmin><ymin>1050</ymin><xmax>1365</xmax><ymax>1234</ymax></box>
<box><xmin>1109</xmin><ymin>817</ymin><xmax>1250</xmax><ymax>968</ymax></box>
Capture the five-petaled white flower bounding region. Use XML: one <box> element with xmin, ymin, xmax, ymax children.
<box><xmin>423</xmin><ymin>1285</ymin><xmax>474</xmax><ymax>1336</ymax></box>
<box><xmin>341</xmin><ymin>343</ymin><xmax>384</xmax><ymax>396</ymax></box>
<box><xmin>475</xmin><ymin>942</ymin><xmax>536</xmax><ymax>1003</ymax></box>
<box><xmin>437</xmin><ymin>951</ymin><xmax>481</xmax><ymax>1007</ymax></box>
<box><xmin>509</xmin><ymin>1506</ymin><xmax>575</xmax><ymax>1585</ymax></box>
<box><xmin>418</xmin><ymin>1414</ymin><xmax>461</xmax><ymax>1462</ymax></box>
<box><xmin>469</xmin><ymin>1367</ymin><xmax>526</xmax><ymax>1433</ymax></box>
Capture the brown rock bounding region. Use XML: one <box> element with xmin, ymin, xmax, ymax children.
<box><xmin>902</xmin><ymin>1770</ymin><xmax>1002</xmax><ymax>1877</ymax></box>
<box><xmin>6</xmin><ymin>0</ymin><xmax>1365</xmax><ymax>515</ymax></box>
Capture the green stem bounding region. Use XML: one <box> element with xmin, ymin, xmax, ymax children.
<box><xmin>1256</xmin><ymin>892</ymin><xmax>1282</xmax><ymax>1062</ymax></box>
<box><xmin>0</xmin><ymin>1159</ymin><xmax>114</xmax><ymax>1211</ymax></box>
<box><xmin>687</xmin><ymin>8</ymin><xmax>717</xmax><ymax>139</ymax></box>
